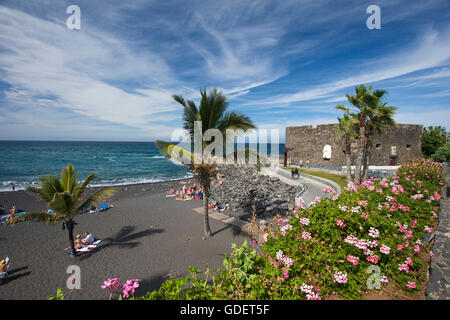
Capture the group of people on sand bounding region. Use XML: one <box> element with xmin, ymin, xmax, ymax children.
<box><xmin>167</xmin><ymin>183</ymin><xmax>204</xmax><ymax>201</ymax></box>
<box><xmin>64</xmin><ymin>232</ymin><xmax>95</xmax><ymax>252</ymax></box>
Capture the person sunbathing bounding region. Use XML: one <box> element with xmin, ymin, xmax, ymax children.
<box><xmin>64</xmin><ymin>235</ymin><xmax>83</xmax><ymax>252</ymax></box>
<box><xmin>82</xmin><ymin>232</ymin><xmax>95</xmax><ymax>245</ymax></box>
<box><xmin>0</xmin><ymin>260</ymin><xmax>7</xmax><ymax>273</ymax></box>
<box><xmin>167</xmin><ymin>187</ymin><xmax>176</xmax><ymax>194</ymax></box>
<box><xmin>74</xmin><ymin>235</ymin><xmax>83</xmax><ymax>249</ymax></box>
<box><xmin>5</xmin><ymin>205</ymin><xmax>17</xmax><ymax>223</ymax></box>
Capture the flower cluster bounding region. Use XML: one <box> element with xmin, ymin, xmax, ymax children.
<box><xmin>368</xmin><ymin>227</ymin><xmax>380</xmax><ymax>238</ymax></box>
<box><xmin>101</xmin><ymin>278</ymin><xmax>140</xmax><ymax>299</ymax></box>
<box><xmin>280</xmin><ymin>224</ymin><xmax>293</xmax><ymax>236</ymax></box>
<box><xmin>347</xmin><ymin>255</ymin><xmax>359</xmax><ymax>266</ymax></box>
<box><xmin>335</xmin><ymin>218</ymin><xmax>345</xmax><ymax>228</ymax></box>
<box><xmin>276</xmin><ymin>250</ymin><xmax>293</xmax><ymax>268</ymax></box>
<box><xmin>333</xmin><ymin>271</ymin><xmax>348</xmax><ymax>284</ymax></box>
<box><xmin>300</xmin><ymin>283</ymin><xmax>321</xmax><ymax>300</ymax></box>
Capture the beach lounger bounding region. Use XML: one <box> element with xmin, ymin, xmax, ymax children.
<box><xmin>97</xmin><ymin>203</ymin><xmax>112</xmax><ymax>212</ymax></box>
<box><xmin>165</xmin><ymin>194</ymin><xmax>176</xmax><ymax>197</ymax></box>
<box><xmin>76</xmin><ymin>240</ymin><xmax>103</xmax><ymax>253</ymax></box>
<box><xmin>67</xmin><ymin>240</ymin><xmax>103</xmax><ymax>255</ymax></box>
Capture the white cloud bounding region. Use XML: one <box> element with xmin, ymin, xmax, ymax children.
<box><xmin>0</xmin><ymin>6</ymin><xmax>182</xmax><ymax>132</ymax></box>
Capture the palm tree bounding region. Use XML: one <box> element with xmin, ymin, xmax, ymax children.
<box><xmin>340</xmin><ymin>85</ymin><xmax>387</xmax><ymax>184</ymax></box>
<box><xmin>156</xmin><ymin>88</ymin><xmax>256</xmax><ymax>238</ymax></box>
<box><xmin>334</xmin><ymin>111</ymin><xmax>358</xmax><ymax>183</ymax></box>
<box><xmin>9</xmin><ymin>164</ymin><xmax>116</xmax><ymax>257</ymax></box>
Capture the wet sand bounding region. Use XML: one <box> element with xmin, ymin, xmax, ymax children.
<box><xmin>0</xmin><ymin>180</ymin><xmax>250</xmax><ymax>300</ymax></box>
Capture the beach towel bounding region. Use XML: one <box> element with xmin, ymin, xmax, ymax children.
<box><xmin>165</xmin><ymin>194</ymin><xmax>176</xmax><ymax>197</ymax></box>
<box><xmin>69</xmin><ymin>240</ymin><xmax>103</xmax><ymax>254</ymax></box>
<box><xmin>97</xmin><ymin>203</ymin><xmax>112</xmax><ymax>212</ymax></box>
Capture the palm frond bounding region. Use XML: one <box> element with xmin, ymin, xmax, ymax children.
<box><xmin>9</xmin><ymin>211</ymin><xmax>63</xmax><ymax>224</ymax></box>
<box><xmin>77</xmin><ymin>187</ymin><xmax>116</xmax><ymax>212</ymax></box>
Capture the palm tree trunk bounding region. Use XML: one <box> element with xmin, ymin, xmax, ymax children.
<box><xmin>67</xmin><ymin>219</ymin><xmax>77</xmax><ymax>257</ymax></box>
<box><xmin>362</xmin><ymin>138</ymin><xmax>371</xmax><ymax>181</ymax></box>
<box><xmin>202</xmin><ymin>186</ymin><xmax>212</xmax><ymax>238</ymax></box>
<box><xmin>345</xmin><ymin>136</ymin><xmax>352</xmax><ymax>183</ymax></box>
<box><xmin>355</xmin><ymin>120</ymin><xmax>366</xmax><ymax>184</ymax></box>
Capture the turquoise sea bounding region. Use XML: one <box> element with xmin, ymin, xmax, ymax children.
<box><xmin>0</xmin><ymin>141</ymin><xmax>284</xmax><ymax>192</ymax></box>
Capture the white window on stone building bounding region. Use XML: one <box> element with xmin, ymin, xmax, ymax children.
<box><xmin>391</xmin><ymin>146</ymin><xmax>397</xmax><ymax>156</ymax></box>
<box><xmin>323</xmin><ymin>144</ymin><xmax>331</xmax><ymax>159</ymax></box>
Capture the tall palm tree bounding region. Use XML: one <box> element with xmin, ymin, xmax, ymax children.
<box><xmin>334</xmin><ymin>111</ymin><xmax>358</xmax><ymax>183</ymax></box>
<box><xmin>156</xmin><ymin>88</ymin><xmax>256</xmax><ymax>238</ymax></box>
<box><xmin>340</xmin><ymin>85</ymin><xmax>386</xmax><ymax>184</ymax></box>
<box><xmin>9</xmin><ymin>164</ymin><xmax>116</xmax><ymax>257</ymax></box>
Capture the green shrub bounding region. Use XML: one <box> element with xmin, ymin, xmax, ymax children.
<box><xmin>137</xmin><ymin>158</ymin><xmax>443</xmax><ymax>300</ymax></box>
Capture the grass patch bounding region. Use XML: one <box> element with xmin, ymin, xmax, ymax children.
<box><xmin>285</xmin><ymin>167</ymin><xmax>348</xmax><ymax>189</ymax></box>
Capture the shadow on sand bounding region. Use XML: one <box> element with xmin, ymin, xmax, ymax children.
<box><xmin>134</xmin><ymin>272</ymin><xmax>171</xmax><ymax>297</ymax></box>
<box><xmin>76</xmin><ymin>225</ymin><xmax>164</xmax><ymax>261</ymax></box>
<box><xmin>1</xmin><ymin>266</ymin><xmax>31</xmax><ymax>283</ymax></box>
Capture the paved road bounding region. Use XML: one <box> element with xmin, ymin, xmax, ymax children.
<box><xmin>260</xmin><ymin>167</ymin><xmax>334</xmax><ymax>205</ymax></box>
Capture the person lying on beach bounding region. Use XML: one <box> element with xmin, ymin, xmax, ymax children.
<box><xmin>0</xmin><ymin>259</ymin><xmax>7</xmax><ymax>273</ymax></box>
<box><xmin>64</xmin><ymin>235</ymin><xmax>83</xmax><ymax>252</ymax></box>
<box><xmin>167</xmin><ymin>187</ymin><xmax>176</xmax><ymax>194</ymax></box>
<box><xmin>5</xmin><ymin>205</ymin><xmax>17</xmax><ymax>223</ymax></box>
<box><xmin>74</xmin><ymin>235</ymin><xmax>83</xmax><ymax>249</ymax></box>
<box><xmin>82</xmin><ymin>232</ymin><xmax>95</xmax><ymax>245</ymax></box>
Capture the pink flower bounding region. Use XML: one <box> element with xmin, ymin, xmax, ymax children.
<box><xmin>280</xmin><ymin>224</ymin><xmax>293</xmax><ymax>235</ymax></box>
<box><xmin>101</xmin><ymin>278</ymin><xmax>122</xmax><ymax>295</ymax></box>
<box><xmin>397</xmin><ymin>244</ymin><xmax>404</xmax><ymax>251</ymax></box>
<box><xmin>380</xmin><ymin>245</ymin><xmax>391</xmax><ymax>255</ymax></box>
<box><xmin>366</xmin><ymin>255</ymin><xmax>378</xmax><ymax>264</ymax></box>
<box><xmin>368</xmin><ymin>227</ymin><xmax>379</xmax><ymax>238</ymax></box>
<box><xmin>398</xmin><ymin>263</ymin><xmax>409</xmax><ymax>273</ymax></box>
<box><xmin>333</xmin><ymin>271</ymin><xmax>348</xmax><ymax>284</ymax></box>
<box><xmin>406</xmin><ymin>282</ymin><xmax>416</xmax><ymax>289</ymax></box>
<box><xmin>335</xmin><ymin>218</ymin><xmax>345</xmax><ymax>228</ymax></box>
<box><xmin>358</xmin><ymin>200</ymin><xmax>368</xmax><ymax>207</ymax></box>
<box><xmin>347</xmin><ymin>255</ymin><xmax>359</xmax><ymax>266</ymax></box>
<box><xmin>122</xmin><ymin>279</ymin><xmax>140</xmax><ymax>299</ymax></box>
<box><xmin>299</xmin><ymin>218</ymin><xmax>310</xmax><ymax>226</ymax></box>
<box><xmin>405</xmin><ymin>257</ymin><xmax>413</xmax><ymax>266</ymax></box>
<box><xmin>301</xmin><ymin>232</ymin><xmax>312</xmax><ymax>240</ymax></box>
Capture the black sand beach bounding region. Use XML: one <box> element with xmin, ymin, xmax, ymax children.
<box><xmin>0</xmin><ymin>180</ymin><xmax>251</xmax><ymax>300</ymax></box>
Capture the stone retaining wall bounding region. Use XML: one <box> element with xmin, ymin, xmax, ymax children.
<box><xmin>425</xmin><ymin>162</ymin><xmax>449</xmax><ymax>300</ymax></box>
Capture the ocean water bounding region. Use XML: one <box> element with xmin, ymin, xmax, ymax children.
<box><xmin>0</xmin><ymin>141</ymin><xmax>285</xmax><ymax>192</ymax></box>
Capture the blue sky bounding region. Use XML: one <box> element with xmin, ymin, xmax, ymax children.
<box><xmin>0</xmin><ymin>0</ymin><xmax>449</xmax><ymax>141</ymax></box>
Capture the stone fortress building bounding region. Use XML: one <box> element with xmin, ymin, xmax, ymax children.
<box><xmin>285</xmin><ymin>124</ymin><xmax>422</xmax><ymax>167</ymax></box>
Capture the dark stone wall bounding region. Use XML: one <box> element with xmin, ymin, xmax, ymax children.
<box><xmin>285</xmin><ymin>124</ymin><xmax>422</xmax><ymax>166</ymax></box>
